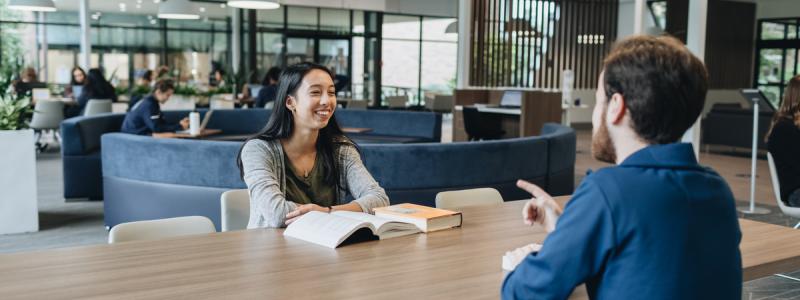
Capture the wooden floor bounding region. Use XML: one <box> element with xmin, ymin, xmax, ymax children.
<box><xmin>573</xmin><ymin>129</ymin><xmax>778</xmax><ymax>207</ymax></box>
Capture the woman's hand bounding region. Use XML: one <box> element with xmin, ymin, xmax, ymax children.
<box><xmin>517</xmin><ymin>180</ymin><xmax>563</xmax><ymax>232</ymax></box>
<box><xmin>285</xmin><ymin>204</ymin><xmax>329</xmax><ymax>225</ymax></box>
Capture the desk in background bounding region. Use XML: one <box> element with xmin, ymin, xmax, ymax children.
<box><xmin>453</xmin><ymin>89</ymin><xmax>562</xmax><ymax>141</ymax></box>
<box><xmin>1</xmin><ymin>198</ymin><xmax>798</xmax><ymax>299</ymax></box>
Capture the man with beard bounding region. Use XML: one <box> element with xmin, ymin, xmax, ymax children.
<box><xmin>501</xmin><ymin>35</ymin><xmax>742</xmax><ymax>299</ymax></box>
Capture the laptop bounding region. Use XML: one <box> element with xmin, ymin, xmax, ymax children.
<box><xmin>177</xmin><ymin>110</ymin><xmax>214</xmax><ymax>134</ymax></box>
<box><xmin>32</xmin><ymin>88</ymin><xmax>51</xmax><ymax>101</ymax></box>
<box><xmin>488</xmin><ymin>91</ymin><xmax>522</xmax><ymax>108</ymax></box>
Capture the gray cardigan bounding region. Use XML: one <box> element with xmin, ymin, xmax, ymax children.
<box><xmin>241</xmin><ymin>139</ymin><xmax>390</xmax><ymax>228</ymax></box>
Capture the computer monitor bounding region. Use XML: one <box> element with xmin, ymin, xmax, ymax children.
<box><xmin>500</xmin><ymin>91</ymin><xmax>522</xmax><ymax>107</ymax></box>
<box><xmin>72</xmin><ymin>85</ymin><xmax>83</xmax><ymax>99</ymax></box>
<box><xmin>31</xmin><ymin>88</ymin><xmax>51</xmax><ymax>101</ymax></box>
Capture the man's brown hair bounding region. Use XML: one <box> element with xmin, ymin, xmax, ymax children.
<box><xmin>602</xmin><ymin>35</ymin><xmax>708</xmax><ymax>144</ymax></box>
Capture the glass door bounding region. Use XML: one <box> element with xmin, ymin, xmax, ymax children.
<box><xmin>319</xmin><ymin>38</ymin><xmax>351</xmax><ymax>96</ymax></box>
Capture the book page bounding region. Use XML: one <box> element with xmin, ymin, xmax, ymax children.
<box><xmin>332</xmin><ymin>211</ymin><xmax>417</xmax><ymax>234</ymax></box>
<box><xmin>283</xmin><ymin>211</ymin><xmax>370</xmax><ymax>248</ymax></box>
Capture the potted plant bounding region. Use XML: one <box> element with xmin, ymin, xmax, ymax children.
<box><xmin>0</xmin><ymin>72</ymin><xmax>39</xmax><ymax>235</ymax></box>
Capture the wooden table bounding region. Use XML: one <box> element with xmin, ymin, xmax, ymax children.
<box><xmin>1</xmin><ymin>199</ymin><xmax>799</xmax><ymax>299</ymax></box>
<box><xmin>153</xmin><ymin>129</ymin><xmax>223</xmax><ymax>139</ymax></box>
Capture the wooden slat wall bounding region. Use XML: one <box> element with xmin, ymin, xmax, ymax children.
<box><xmin>469</xmin><ymin>0</ymin><xmax>618</xmax><ymax>89</ymax></box>
<box><xmin>666</xmin><ymin>0</ymin><xmax>756</xmax><ymax>89</ymax></box>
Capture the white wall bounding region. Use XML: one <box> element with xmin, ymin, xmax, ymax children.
<box><xmin>754</xmin><ymin>0</ymin><xmax>800</xmax><ymax>19</ymax></box>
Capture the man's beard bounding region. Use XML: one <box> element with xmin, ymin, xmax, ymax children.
<box><xmin>591</xmin><ymin>112</ymin><xmax>617</xmax><ymax>164</ymax></box>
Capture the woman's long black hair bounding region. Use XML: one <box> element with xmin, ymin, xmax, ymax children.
<box><xmin>236</xmin><ymin>62</ymin><xmax>356</xmax><ymax>192</ymax></box>
<box><xmin>84</xmin><ymin>68</ymin><xmax>115</xmax><ymax>98</ymax></box>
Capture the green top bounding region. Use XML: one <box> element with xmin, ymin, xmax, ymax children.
<box><xmin>283</xmin><ymin>152</ymin><xmax>337</xmax><ymax>208</ymax></box>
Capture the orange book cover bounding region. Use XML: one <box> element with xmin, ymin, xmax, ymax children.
<box><xmin>373</xmin><ymin>203</ymin><xmax>460</xmax><ymax>220</ymax></box>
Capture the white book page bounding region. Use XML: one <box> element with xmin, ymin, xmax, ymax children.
<box><xmin>332</xmin><ymin>211</ymin><xmax>418</xmax><ymax>235</ymax></box>
<box><xmin>283</xmin><ymin>211</ymin><xmax>372</xmax><ymax>248</ymax></box>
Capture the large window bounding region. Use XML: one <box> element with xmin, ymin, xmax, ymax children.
<box><xmin>755</xmin><ymin>18</ymin><xmax>800</xmax><ymax>108</ymax></box>
<box><xmin>381</xmin><ymin>14</ymin><xmax>457</xmax><ymax>106</ymax></box>
<box><xmin>1</xmin><ymin>10</ymin><xmax>229</xmax><ymax>89</ymax></box>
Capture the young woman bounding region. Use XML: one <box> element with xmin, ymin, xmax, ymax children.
<box><xmin>67</xmin><ymin>68</ymin><xmax>118</xmax><ymax>117</ymax></box>
<box><xmin>767</xmin><ymin>74</ymin><xmax>800</xmax><ymax>207</ymax></box>
<box><xmin>237</xmin><ymin>62</ymin><xmax>389</xmax><ymax>228</ymax></box>
<box><xmin>66</xmin><ymin>67</ymin><xmax>86</xmax><ymax>98</ymax></box>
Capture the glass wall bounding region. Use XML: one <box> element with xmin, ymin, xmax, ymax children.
<box><xmin>0</xmin><ymin>5</ymin><xmax>456</xmax><ymax>107</ymax></box>
<box><xmin>0</xmin><ymin>10</ymin><xmax>229</xmax><ymax>89</ymax></box>
<box><xmin>755</xmin><ymin>18</ymin><xmax>800</xmax><ymax>108</ymax></box>
<box><xmin>381</xmin><ymin>14</ymin><xmax>457</xmax><ymax>106</ymax></box>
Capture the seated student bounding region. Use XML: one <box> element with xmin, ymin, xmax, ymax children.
<box><xmin>767</xmin><ymin>74</ymin><xmax>800</xmax><ymax>207</ymax></box>
<box><xmin>255</xmin><ymin>67</ymin><xmax>281</xmax><ymax>108</ymax></box>
<box><xmin>66</xmin><ymin>68</ymin><xmax>118</xmax><ymax>118</ymax></box>
<box><xmin>121</xmin><ymin>79</ymin><xmax>189</xmax><ymax>136</ymax></box>
<box><xmin>65</xmin><ymin>66</ymin><xmax>86</xmax><ymax>98</ymax></box>
<box><xmin>501</xmin><ymin>36</ymin><xmax>742</xmax><ymax>299</ymax></box>
<box><xmin>237</xmin><ymin>62</ymin><xmax>389</xmax><ymax>228</ymax></box>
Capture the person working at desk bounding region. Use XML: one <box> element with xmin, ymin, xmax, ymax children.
<box><xmin>121</xmin><ymin>79</ymin><xmax>188</xmax><ymax>136</ymax></box>
<box><xmin>767</xmin><ymin>75</ymin><xmax>800</xmax><ymax>207</ymax></box>
<box><xmin>255</xmin><ymin>66</ymin><xmax>281</xmax><ymax>108</ymax></box>
<box><xmin>65</xmin><ymin>66</ymin><xmax>86</xmax><ymax>98</ymax></box>
<box><xmin>502</xmin><ymin>35</ymin><xmax>742</xmax><ymax>299</ymax></box>
<box><xmin>237</xmin><ymin>62</ymin><xmax>389</xmax><ymax>228</ymax></box>
<box><xmin>66</xmin><ymin>68</ymin><xmax>118</xmax><ymax>117</ymax></box>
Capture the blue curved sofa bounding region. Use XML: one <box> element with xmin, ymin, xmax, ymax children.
<box><xmin>60</xmin><ymin>108</ymin><xmax>441</xmax><ymax>200</ymax></box>
<box><xmin>101</xmin><ymin>123</ymin><xmax>575</xmax><ymax>230</ymax></box>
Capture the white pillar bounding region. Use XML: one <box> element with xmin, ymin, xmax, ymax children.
<box><xmin>681</xmin><ymin>0</ymin><xmax>708</xmax><ymax>160</ymax></box>
<box><xmin>455</xmin><ymin>0</ymin><xmax>471</xmax><ymax>89</ymax></box>
<box><xmin>38</xmin><ymin>12</ymin><xmax>48</xmax><ymax>82</ymax></box>
<box><xmin>231</xmin><ymin>8</ymin><xmax>241</xmax><ymax>75</ymax></box>
<box><xmin>79</xmin><ymin>0</ymin><xmax>91</xmax><ymax>70</ymax></box>
<box><xmin>633</xmin><ymin>0</ymin><xmax>646</xmax><ymax>34</ymax></box>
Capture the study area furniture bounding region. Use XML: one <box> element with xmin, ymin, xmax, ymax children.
<box><xmin>60</xmin><ymin>109</ymin><xmax>441</xmax><ymax>201</ymax></box>
<box><xmin>702</xmin><ymin>103</ymin><xmax>774</xmax><ymax>151</ymax></box>
<box><xmin>153</xmin><ymin>129</ymin><xmax>224</xmax><ymax>139</ymax></box>
<box><xmin>767</xmin><ymin>153</ymin><xmax>800</xmax><ymax>229</ymax></box>
<box><xmin>100</xmin><ymin>123</ymin><xmax>574</xmax><ymax>230</ymax></box>
<box><xmin>107</xmin><ymin>216</ymin><xmax>216</xmax><ymax>244</ymax></box>
<box><xmin>29</xmin><ymin>100</ymin><xmax>64</xmax><ymax>151</ymax></box>
<box><xmin>1</xmin><ymin>198</ymin><xmax>799</xmax><ymax>299</ymax></box>
<box><xmin>83</xmin><ymin>99</ymin><xmax>112</xmax><ymax>116</ymax></box>
<box><xmin>453</xmin><ymin>89</ymin><xmax>562</xmax><ymax>141</ymax></box>
<box><xmin>435</xmin><ymin>187</ymin><xmax>504</xmax><ymax>210</ymax></box>
<box><xmin>220</xmin><ymin>189</ymin><xmax>250</xmax><ymax>232</ymax></box>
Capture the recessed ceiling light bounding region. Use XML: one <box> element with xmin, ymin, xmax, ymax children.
<box><xmin>158</xmin><ymin>0</ymin><xmax>200</xmax><ymax>20</ymax></box>
<box><xmin>7</xmin><ymin>0</ymin><xmax>57</xmax><ymax>12</ymax></box>
<box><xmin>227</xmin><ymin>0</ymin><xmax>279</xmax><ymax>10</ymax></box>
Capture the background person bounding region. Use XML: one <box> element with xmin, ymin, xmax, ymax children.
<box><xmin>767</xmin><ymin>74</ymin><xmax>800</xmax><ymax>207</ymax></box>
<box><xmin>120</xmin><ymin>79</ymin><xmax>188</xmax><ymax>136</ymax></box>
<box><xmin>255</xmin><ymin>66</ymin><xmax>281</xmax><ymax>108</ymax></box>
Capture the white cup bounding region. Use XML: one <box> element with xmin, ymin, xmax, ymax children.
<box><xmin>189</xmin><ymin>112</ymin><xmax>200</xmax><ymax>136</ymax></box>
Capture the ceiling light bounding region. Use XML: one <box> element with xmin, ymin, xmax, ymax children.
<box><xmin>158</xmin><ymin>0</ymin><xmax>200</xmax><ymax>20</ymax></box>
<box><xmin>227</xmin><ymin>0</ymin><xmax>279</xmax><ymax>10</ymax></box>
<box><xmin>7</xmin><ymin>0</ymin><xmax>57</xmax><ymax>12</ymax></box>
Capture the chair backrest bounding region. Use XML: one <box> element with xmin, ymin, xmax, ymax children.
<box><xmin>30</xmin><ymin>100</ymin><xmax>64</xmax><ymax>129</ymax></box>
<box><xmin>108</xmin><ymin>216</ymin><xmax>216</xmax><ymax>244</ymax></box>
<box><xmin>435</xmin><ymin>188</ymin><xmax>504</xmax><ymax>210</ymax></box>
<box><xmin>83</xmin><ymin>99</ymin><xmax>112</xmax><ymax>116</ymax></box>
<box><xmin>386</xmin><ymin>95</ymin><xmax>407</xmax><ymax>108</ymax></box>
<box><xmin>462</xmin><ymin>106</ymin><xmax>481</xmax><ymax>140</ymax></box>
<box><xmin>221</xmin><ymin>189</ymin><xmax>250</xmax><ymax>232</ymax></box>
<box><xmin>429</xmin><ymin>95</ymin><xmax>454</xmax><ymax>112</ymax></box>
<box><xmin>767</xmin><ymin>153</ymin><xmax>788</xmax><ymax>210</ymax></box>
<box><xmin>347</xmin><ymin>99</ymin><xmax>368</xmax><ymax>110</ymax></box>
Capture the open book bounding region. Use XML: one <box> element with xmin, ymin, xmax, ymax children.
<box><xmin>283</xmin><ymin>211</ymin><xmax>421</xmax><ymax>248</ymax></box>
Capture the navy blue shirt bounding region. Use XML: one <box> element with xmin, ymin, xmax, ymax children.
<box><xmin>502</xmin><ymin>143</ymin><xmax>742</xmax><ymax>299</ymax></box>
<box><xmin>120</xmin><ymin>95</ymin><xmax>182</xmax><ymax>135</ymax></box>
<box><xmin>255</xmin><ymin>84</ymin><xmax>277</xmax><ymax>108</ymax></box>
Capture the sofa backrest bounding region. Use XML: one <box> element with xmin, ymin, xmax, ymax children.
<box><xmin>61</xmin><ymin>113</ymin><xmax>126</xmax><ymax>155</ymax></box>
<box><xmin>335</xmin><ymin>109</ymin><xmax>442</xmax><ymax>142</ymax></box>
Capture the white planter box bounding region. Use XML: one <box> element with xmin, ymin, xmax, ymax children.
<box><xmin>0</xmin><ymin>129</ymin><xmax>38</xmax><ymax>235</ymax></box>
<box><xmin>161</xmin><ymin>95</ymin><xmax>197</xmax><ymax>111</ymax></box>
